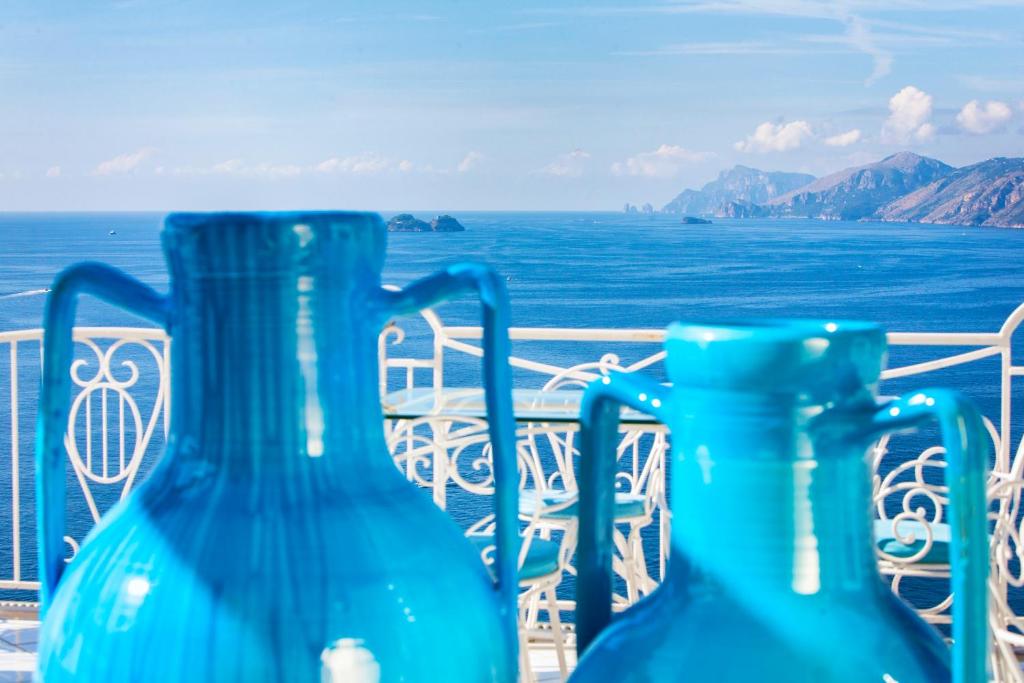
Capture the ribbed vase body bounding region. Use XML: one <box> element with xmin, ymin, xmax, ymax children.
<box><xmin>37</xmin><ymin>213</ymin><xmax>513</xmax><ymax>682</ymax></box>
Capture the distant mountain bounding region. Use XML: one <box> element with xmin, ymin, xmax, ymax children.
<box><xmin>662</xmin><ymin>165</ymin><xmax>815</xmax><ymax>217</ymax></box>
<box><xmin>654</xmin><ymin>153</ymin><xmax>1024</xmax><ymax>228</ymax></box>
<box><xmin>876</xmin><ymin>157</ymin><xmax>1024</xmax><ymax>228</ymax></box>
<box><xmin>766</xmin><ymin>152</ymin><xmax>953</xmax><ymax>221</ymax></box>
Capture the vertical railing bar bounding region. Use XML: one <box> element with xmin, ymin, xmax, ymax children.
<box><xmin>10</xmin><ymin>341</ymin><xmax>20</xmax><ymax>582</ymax></box>
<box><xmin>163</xmin><ymin>338</ymin><xmax>171</xmax><ymax>439</ymax></box>
<box><xmin>378</xmin><ymin>327</ymin><xmax>388</xmax><ymax>402</ymax></box>
<box><xmin>102</xmin><ymin>385</ymin><xmax>108</xmax><ymax>479</ymax></box>
<box><xmin>85</xmin><ymin>389</ymin><xmax>92</xmax><ymax>473</ymax></box>
<box><xmin>434</xmin><ymin>325</ymin><xmax>444</xmax><ymax>393</ymax></box>
<box><xmin>434</xmin><ymin>422</ymin><xmax>448</xmax><ymax>509</ymax></box>
<box><xmin>1001</xmin><ymin>345</ymin><xmax>1012</xmax><ymax>475</ymax></box>
<box><xmin>405</xmin><ymin>422</ymin><xmax>414</xmax><ymax>480</ymax></box>
<box><xmin>633</xmin><ymin>435</ymin><xmax>639</xmax><ymax>486</ymax></box>
<box><xmin>119</xmin><ymin>391</ymin><xmax>125</xmax><ymax>474</ymax></box>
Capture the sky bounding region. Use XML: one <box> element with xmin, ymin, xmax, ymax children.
<box><xmin>0</xmin><ymin>0</ymin><xmax>1022</xmax><ymax>211</ymax></box>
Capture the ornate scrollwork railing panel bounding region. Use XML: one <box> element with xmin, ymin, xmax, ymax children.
<box><xmin>63</xmin><ymin>331</ymin><xmax>170</xmax><ymax>565</ymax></box>
<box><xmin>0</xmin><ymin>328</ymin><xmax>169</xmax><ymax>594</ymax></box>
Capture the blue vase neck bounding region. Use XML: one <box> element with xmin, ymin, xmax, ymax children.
<box><xmin>668</xmin><ymin>392</ymin><xmax>879</xmax><ymax>597</ymax></box>
<box><xmin>160</xmin><ymin>213</ymin><xmax>398</xmax><ymax>490</ymax></box>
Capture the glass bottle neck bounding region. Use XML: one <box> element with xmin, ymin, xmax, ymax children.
<box><xmin>165</xmin><ymin>272</ymin><xmax>392</xmax><ymax>485</ymax></box>
<box><xmin>667</xmin><ymin>394</ymin><xmax>880</xmax><ymax>597</ymax></box>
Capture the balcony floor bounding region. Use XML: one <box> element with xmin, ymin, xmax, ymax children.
<box><xmin>0</xmin><ymin>620</ymin><xmax>34</xmax><ymax>682</ymax></box>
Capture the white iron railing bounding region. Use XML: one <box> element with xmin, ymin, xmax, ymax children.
<box><xmin>3</xmin><ymin>304</ymin><xmax>1024</xmax><ymax>677</ymax></box>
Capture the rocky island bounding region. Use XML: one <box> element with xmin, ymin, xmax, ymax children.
<box><xmin>429</xmin><ymin>214</ymin><xmax>466</xmax><ymax>231</ymax></box>
<box><xmin>387</xmin><ymin>213</ymin><xmax>466</xmax><ymax>232</ymax></box>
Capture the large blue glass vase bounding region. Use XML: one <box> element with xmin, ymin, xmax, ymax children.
<box><xmin>573</xmin><ymin>320</ymin><xmax>989</xmax><ymax>683</ymax></box>
<box><xmin>35</xmin><ymin>212</ymin><xmax>520</xmax><ymax>681</ymax></box>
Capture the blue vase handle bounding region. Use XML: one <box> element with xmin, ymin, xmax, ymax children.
<box><xmin>575</xmin><ymin>370</ymin><xmax>671</xmax><ymax>655</ymax></box>
<box><xmin>868</xmin><ymin>390</ymin><xmax>989</xmax><ymax>683</ymax></box>
<box><xmin>36</xmin><ymin>263</ymin><xmax>169</xmax><ymax>615</ymax></box>
<box><xmin>379</xmin><ymin>263</ymin><xmax>520</xmax><ymax>663</ymax></box>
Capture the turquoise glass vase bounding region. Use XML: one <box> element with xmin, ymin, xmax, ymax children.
<box><xmin>573</xmin><ymin>320</ymin><xmax>989</xmax><ymax>683</ymax></box>
<box><xmin>35</xmin><ymin>212</ymin><xmax>519</xmax><ymax>681</ymax></box>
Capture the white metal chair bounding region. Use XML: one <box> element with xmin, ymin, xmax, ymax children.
<box><xmin>386</xmin><ymin>415</ymin><xmax>577</xmax><ymax>682</ymax></box>
<box><xmin>466</xmin><ymin>481</ymin><xmax>577</xmax><ymax>683</ymax></box>
<box><xmin>519</xmin><ymin>357</ymin><xmax>667</xmax><ymax>608</ymax></box>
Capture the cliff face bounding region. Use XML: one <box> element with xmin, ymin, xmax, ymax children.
<box><xmin>766</xmin><ymin>152</ymin><xmax>954</xmax><ymax>221</ymax></box>
<box><xmin>662</xmin><ymin>165</ymin><xmax>814</xmax><ymax>216</ymax></box>
<box><xmin>876</xmin><ymin>158</ymin><xmax>1024</xmax><ymax>228</ymax></box>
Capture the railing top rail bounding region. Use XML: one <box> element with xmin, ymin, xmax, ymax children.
<box><xmin>0</xmin><ymin>327</ymin><xmax>167</xmax><ymax>343</ymax></box>
<box><xmin>443</xmin><ymin>326</ymin><xmax>667</xmax><ymax>343</ymax></box>
<box><xmin>0</xmin><ymin>324</ymin><xmax>1011</xmax><ymax>349</ymax></box>
<box><xmin>443</xmin><ymin>325</ymin><xmax>1007</xmax><ymax>348</ymax></box>
<box><xmin>0</xmin><ymin>329</ymin><xmax>43</xmax><ymax>342</ymax></box>
<box><xmin>887</xmin><ymin>332</ymin><xmax>1003</xmax><ymax>347</ymax></box>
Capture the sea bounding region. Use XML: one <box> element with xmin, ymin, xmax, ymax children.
<box><xmin>0</xmin><ymin>211</ymin><xmax>1022</xmax><ymax>614</ymax></box>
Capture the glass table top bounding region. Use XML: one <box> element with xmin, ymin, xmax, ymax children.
<box><xmin>381</xmin><ymin>387</ymin><xmax>659</xmax><ymax>424</ymax></box>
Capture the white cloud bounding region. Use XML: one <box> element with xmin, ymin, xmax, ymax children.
<box><xmin>457</xmin><ymin>151</ymin><xmax>483</xmax><ymax>173</ymax></box>
<box><xmin>93</xmin><ymin>147</ymin><xmax>157</xmax><ymax>175</ymax></box>
<box><xmin>824</xmin><ymin>129</ymin><xmax>863</xmax><ymax>147</ymax></box>
<box><xmin>537</xmin><ymin>149</ymin><xmax>591</xmax><ymax>177</ymax></box>
<box><xmin>45</xmin><ymin>165</ymin><xmax>61</xmax><ymax>178</ymax></box>
<box><xmin>610</xmin><ymin>144</ymin><xmax>711</xmax><ymax>178</ymax></box>
<box><xmin>956</xmin><ymin>99</ymin><xmax>1012</xmax><ymax>134</ymax></box>
<box><xmin>168</xmin><ymin>159</ymin><xmax>303</xmax><ymax>178</ymax></box>
<box><xmin>881</xmin><ymin>86</ymin><xmax>935</xmax><ymax>143</ymax></box>
<box><xmin>733</xmin><ymin>121</ymin><xmax>813</xmax><ymax>153</ymax></box>
<box><xmin>315</xmin><ymin>154</ymin><xmax>392</xmax><ymax>175</ymax></box>
<box><xmin>211</xmin><ymin>159</ymin><xmax>244</xmax><ymax>174</ymax></box>
<box><xmin>246</xmin><ymin>162</ymin><xmax>302</xmax><ymax>178</ymax></box>
<box><xmin>839</xmin><ymin>14</ymin><xmax>892</xmax><ymax>85</ymax></box>
<box><xmin>164</xmin><ymin>153</ymin><xmax>423</xmax><ymax>178</ymax></box>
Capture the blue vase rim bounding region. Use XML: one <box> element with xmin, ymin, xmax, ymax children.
<box><xmin>161</xmin><ymin>211</ymin><xmax>389</xmax><ymax>279</ymax></box>
<box><xmin>662</xmin><ymin>318</ymin><xmax>887</xmax><ymax>399</ymax></box>
<box><xmin>666</xmin><ymin>318</ymin><xmax>884</xmax><ymax>345</ymax></box>
<box><xmin>165</xmin><ymin>210</ymin><xmax>383</xmax><ymax>232</ymax></box>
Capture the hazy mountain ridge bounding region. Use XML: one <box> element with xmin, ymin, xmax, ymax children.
<box><xmin>765</xmin><ymin>152</ymin><xmax>954</xmax><ymax>221</ymax></box>
<box><xmin>660</xmin><ymin>153</ymin><xmax>1024</xmax><ymax>228</ymax></box>
<box><xmin>662</xmin><ymin>165</ymin><xmax>815</xmax><ymax>217</ymax></box>
<box><xmin>876</xmin><ymin>157</ymin><xmax>1024</xmax><ymax>228</ymax></box>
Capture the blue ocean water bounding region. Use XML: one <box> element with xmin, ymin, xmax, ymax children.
<box><xmin>0</xmin><ymin>211</ymin><xmax>1021</xmax><ymax>613</ymax></box>
<box><xmin>2</xmin><ymin>211</ymin><xmax>1022</xmax><ymax>333</ymax></box>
